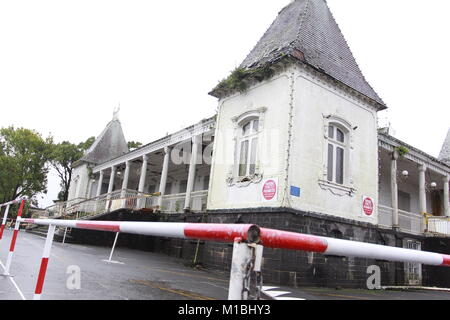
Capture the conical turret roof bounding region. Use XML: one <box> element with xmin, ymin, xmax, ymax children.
<box><xmin>216</xmin><ymin>0</ymin><xmax>385</xmax><ymax>108</ymax></box>
<box><xmin>80</xmin><ymin>118</ymin><xmax>129</xmax><ymax>165</ymax></box>
<box><xmin>439</xmin><ymin>128</ymin><xmax>450</xmax><ymax>165</ymax></box>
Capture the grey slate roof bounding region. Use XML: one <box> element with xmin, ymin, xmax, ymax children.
<box><xmin>80</xmin><ymin>119</ymin><xmax>129</xmax><ymax>165</ymax></box>
<box><xmin>239</xmin><ymin>0</ymin><xmax>385</xmax><ymax>108</ymax></box>
<box><xmin>439</xmin><ymin>128</ymin><xmax>450</xmax><ymax>165</ymax></box>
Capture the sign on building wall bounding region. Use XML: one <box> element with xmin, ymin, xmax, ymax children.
<box><xmin>362</xmin><ymin>196</ymin><xmax>374</xmax><ymax>217</ymax></box>
<box><xmin>262</xmin><ymin>178</ymin><xmax>278</xmax><ymax>202</ymax></box>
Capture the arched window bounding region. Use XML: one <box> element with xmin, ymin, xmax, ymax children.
<box><xmin>238</xmin><ymin>118</ymin><xmax>259</xmax><ymax>177</ymax></box>
<box><xmin>327</xmin><ymin>124</ymin><xmax>348</xmax><ymax>185</ymax></box>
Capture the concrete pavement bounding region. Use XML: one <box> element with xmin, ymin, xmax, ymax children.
<box><xmin>1</xmin><ymin>229</ymin><xmax>450</xmax><ymax>300</ymax></box>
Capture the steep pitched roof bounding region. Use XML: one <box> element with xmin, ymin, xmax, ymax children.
<box><xmin>80</xmin><ymin>119</ymin><xmax>129</xmax><ymax>165</ymax></box>
<box><xmin>238</xmin><ymin>0</ymin><xmax>385</xmax><ymax>108</ymax></box>
<box><xmin>439</xmin><ymin>128</ymin><xmax>450</xmax><ymax>165</ymax></box>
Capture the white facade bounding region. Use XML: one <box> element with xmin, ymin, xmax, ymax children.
<box><xmin>207</xmin><ymin>65</ymin><xmax>380</xmax><ymax>224</ymax></box>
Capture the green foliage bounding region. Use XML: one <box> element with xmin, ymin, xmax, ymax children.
<box><xmin>77</xmin><ymin>136</ymin><xmax>95</xmax><ymax>151</ymax></box>
<box><xmin>216</xmin><ymin>64</ymin><xmax>275</xmax><ymax>95</ymax></box>
<box><xmin>127</xmin><ymin>141</ymin><xmax>143</xmax><ymax>150</ymax></box>
<box><xmin>0</xmin><ymin>127</ymin><xmax>53</xmax><ymax>204</ymax></box>
<box><xmin>395</xmin><ymin>146</ymin><xmax>409</xmax><ymax>157</ymax></box>
<box><xmin>49</xmin><ymin>136</ymin><xmax>95</xmax><ymax>201</ymax></box>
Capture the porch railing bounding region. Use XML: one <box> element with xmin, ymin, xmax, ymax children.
<box><xmin>160</xmin><ymin>190</ymin><xmax>208</xmax><ymax>213</ymax></box>
<box><xmin>378</xmin><ymin>205</ymin><xmax>423</xmax><ymax>235</ymax></box>
<box><xmin>42</xmin><ymin>189</ymin><xmax>209</xmax><ymax>221</ymax></box>
<box><xmin>425</xmin><ymin>215</ymin><xmax>450</xmax><ymax>236</ymax></box>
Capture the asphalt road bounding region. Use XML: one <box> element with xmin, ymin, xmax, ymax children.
<box><xmin>1</xmin><ymin>229</ymin><xmax>450</xmax><ymax>300</ymax></box>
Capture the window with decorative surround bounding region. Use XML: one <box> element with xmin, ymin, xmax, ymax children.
<box><xmin>238</xmin><ymin>118</ymin><xmax>259</xmax><ymax>177</ymax></box>
<box><xmin>227</xmin><ymin>107</ymin><xmax>266</xmax><ymax>187</ymax></box>
<box><xmin>327</xmin><ymin>124</ymin><xmax>347</xmax><ymax>185</ymax></box>
<box><xmin>319</xmin><ymin>115</ymin><xmax>356</xmax><ymax>196</ymax></box>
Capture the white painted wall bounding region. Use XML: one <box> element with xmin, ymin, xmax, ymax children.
<box><xmin>287</xmin><ymin>67</ymin><xmax>379</xmax><ymax>223</ymax></box>
<box><xmin>67</xmin><ymin>163</ymin><xmax>90</xmax><ymax>200</ymax></box>
<box><xmin>208</xmin><ymin>65</ymin><xmax>381</xmax><ymax>223</ymax></box>
<box><xmin>207</xmin><ymin>71</ymin><xmax>293</xmax><ymax>210</ymax></box>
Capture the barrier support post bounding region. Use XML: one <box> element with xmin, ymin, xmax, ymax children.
<box><xmin>62</xmin><ymin>227</ymin><xmax>68</xmax><ymax>244</ymax></box>
<box><xmin>228</xmin><ymin>238</ymin><xmax>264</xmax><ymax>300</ymax></box>
<box><xmin>0</xmin><ymin>204</ymin><xmax>11</xmax><ymax>241</ymax></box>
<box><xmin>3</xmin><ymin>200</ymin><xmax>26</xmax><ymax>276</ymax></box>
<box><xmin>102</xmin><ymin>232</ymin><xmax>122</xmax><ymax>264</ymax></box>
<box><xmin>108</xmin><ymin>232</ymin><xmax>119</xmax><ymax>262</ymax></box>
<box><xmin>33</xmin><ymin>224</ymin><xmax>56</xmax><ymax>300</ymax></box>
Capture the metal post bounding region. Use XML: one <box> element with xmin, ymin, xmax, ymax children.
<box><xmin>108</xmin><ymin>232</ymin><xmax>119</xmax><ymax>262</ymax></box>
<box><xmin>3</xmin><ymin>200</ymin><xmax>26</xmax><ymax>276</ymax></box>
<box><xmin>62</xmin><ymin>227</ymin><xmax>68</xmax><ymax>244</ymax></box>
<box><xmin>228</xmin><ymin>238</ymin><xmax>263</xmax><ymax>300</ymax></box>
<box><xmin>102</xmin><ymin>232</ymin><xmax>123</xmax><ymax>264</ymax></box>
<box><xmin>0</xmin><ymin>204</ymin><xmax>11</xmax><ymax>241</ymax></box>
<box><xmin>33</xmin><ymin>225</ymin><xmax>56</xmax><ymax>300</ymax></box>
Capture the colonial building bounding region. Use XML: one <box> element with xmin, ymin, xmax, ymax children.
<box><xmin>60</xmin><ymin>0</ymin><xmax>450</xmax><ymax>288</ymax></box>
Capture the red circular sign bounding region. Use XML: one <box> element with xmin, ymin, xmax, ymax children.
<box><xmin>363</xmin><ymin>197</ymin><xmax>374</xmax><ymax>216</ymax></box>
<box><xmin>263</xmin><ymin>180</ymin><xmax>277</xmax><ymax>201</ymax></box>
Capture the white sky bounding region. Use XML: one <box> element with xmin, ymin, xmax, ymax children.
<box><xmin>0</xmin><ymin>0</ymin><xmax>449</xmax><ymax>208</ymax></box>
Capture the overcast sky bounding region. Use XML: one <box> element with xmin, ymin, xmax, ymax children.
<box><xmin>0</xmin><ymin>0</ymin><xmax>449</xmax><ymax>208</ymax></box>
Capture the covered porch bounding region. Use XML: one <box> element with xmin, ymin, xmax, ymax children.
<box><xmin>46</xmin><ymin>118</ymin><xmax>215</xmax><ymax>219</ymax></box>
<box><xmin>378</xmin><ymin>133</ymin><xmax>450</xmax><ymax>236</ymax></box>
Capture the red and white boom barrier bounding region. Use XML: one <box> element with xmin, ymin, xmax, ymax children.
<box><xmin>20</xmin><ymin>218</ymin><xmax>260</xmax><ymax>243</ymax></box>
<box><xmin>0</xmin><ymin>198</ymin><xmax>26</xmax><ymax>241</ymax></box>
<box><xmin>14</xmin><ymin>217</ymin><xmax>450</xmax><ymax>300</ymax></box>
<box><xmin>3</xmin><ymin>200</ymin><xmax>26</xmax><ymax>276</ymax></box>
<box><xmin>259</xmin><ymin>228</ymin><xmax>450</xmax><ymax>267</ymax></box>
<box><xmin>0</xmin><ymin>205</ymin><xmax>11</xmax><ymax>241</ymax></box>
<box><xmin>19</xmin><ymin>218</ymin><xmax>259</xmax><ymax>300</ymax></box>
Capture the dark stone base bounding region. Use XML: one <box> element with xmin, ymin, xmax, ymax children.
<box><xmin>69</xmin><ymin>208</ymin><xmax>448</xmax><ymax>289</ymax></box>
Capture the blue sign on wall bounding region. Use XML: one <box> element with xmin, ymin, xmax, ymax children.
<box><xmin>290</xmin><ymin>186</ymin><xmax>301</xmax><ymax>197</ymax></box>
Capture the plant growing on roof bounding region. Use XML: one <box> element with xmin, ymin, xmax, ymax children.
<box><xmin>215</xmin><ymin>63</ymin><xmax>275</xmax><ymax>95</ymax></box>
<box><xmin>395</xmin><ymin>146</ymin><xmax>409</xmax><ymax>157</ymax></box>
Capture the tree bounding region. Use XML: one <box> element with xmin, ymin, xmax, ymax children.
<box><xmin>127</xmin><ymin>141</ymin><xmax>142</xmax><ymax>150</ymax></box>
<box><xmin>50</xmin><ymin>137</ymin><xmax>95</xmax><ymax>202</ymax></box>
<box><xmin>0</xmin><ymin>127</ymin><xmax>53</xmax><ymax>204</ymax></box>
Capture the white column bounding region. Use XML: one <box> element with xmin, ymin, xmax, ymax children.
<box><xmin>108</xmin><ymin>166</ymin><xmax>116</xmax><ymax>194</ymax></box>
<box><xmin>86</xmin><ymin>178</ymin><xmax>94</xmax><ymax>199</ymax></box>
<box><xmin>96</xmin><ymin>170</ymin><xmax>104</xmax><ymax>197</ymax></box>
<box><xmin>419</xmin><ymin>164</ymin><xmax>427</xmax><ymax>215</ymax></box>
<box><xmin>157</xmin><ymin>147</ymin><xmax>171</xmax><ymax>210</ymax></box>
<box><xmin>391</xmin><ymin>151</ymin><xmax>399</xmax><ymax>229</ymax></box>
<box><xmin>443</xmin><ymin>176</ymin><xmax>449</xmax><ymax>217</ymax></box>
<box><xmin>138</xmin><ymin>155</ymin><xmax>148</xmax><ymax>194</ymax></box>
<box><xmin>121</xmin><ymin>161</ymin><xmax>131</xmax><ymax>197</ymax></box>
<box><xmin>184</xmin><ymin>135</ymin><xmax>201</xmax><ymax>212</ymax></box>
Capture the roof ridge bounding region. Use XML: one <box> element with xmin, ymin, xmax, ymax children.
<box><xmin>291</xmin><ymin>0</ymin><xmax>311</xmax><ymax>51</ymax></box>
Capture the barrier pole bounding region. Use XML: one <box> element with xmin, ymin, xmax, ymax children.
<box><xmin>33</xmin><ymin>225</ymin><xmax>56</xmax><ymax>300</ymax></box>
<box><xmin>0</xmin><ymin>204</ymin><xmax>11</xmax><ymax>241</ymax></box>
<box><xmin>62</xmin><ymin>227</ymin><xmax>68</xmax><ymax>244</ymax></box>
<box><xmin>107</xmin><ymin>232</ymin><xmax>119</xmax><ymax>262</ymax></box>
<box><xmin>3</xmin><ymin>200</ymin><xmax>26</xmax><ymax>276</ymax></box>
